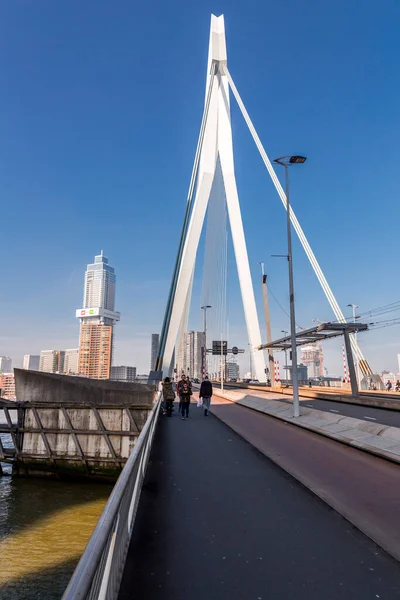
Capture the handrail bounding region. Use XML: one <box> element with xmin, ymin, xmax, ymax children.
<box><xmin>62</xmin><ymin>391</ymin><xmax>162</xmax><ymax>600</ymax></box>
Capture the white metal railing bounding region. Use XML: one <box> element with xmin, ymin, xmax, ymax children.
<box><xmin>62</xmin><ymin>391</ymin><xmax>162</xmax><ymax>600</ymax></box>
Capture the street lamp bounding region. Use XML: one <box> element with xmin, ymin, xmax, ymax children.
<box><xmin>248</xmin><ymin>343</ymin><xmax>253</xmax><ymax>379</ymax></box>
<box><xmin>281</xmin><ymin>330</ymin><xmax>289</xmax><ymax>384</ymax></box>
<box><xmin>201</xmin><ymin>305</ymin><xmax>212</xmax><ymax>379</ymax></box>
<box><xmin>274</xmin><ymin>155</ymin><xmax>307</xmax><ymax>417</ymax></box>
<box><xmin>347</xmin><ymin>303</ymin><xmax>360</xmax><ymax>385</ymax></box>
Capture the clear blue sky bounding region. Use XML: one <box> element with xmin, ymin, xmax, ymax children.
<box><xmin>1</xmin><ymin>0</ymin><xmax>399</xmax><ymax>375</ymax></box>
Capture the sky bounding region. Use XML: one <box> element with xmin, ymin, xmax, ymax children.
<box><xmin>1</xmin><ymin>0</ymin><xmax>400</xmax><ymax>376</ymax></box>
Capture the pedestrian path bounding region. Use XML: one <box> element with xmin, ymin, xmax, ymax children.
<box><xmin>119</xmin><ymin>401</ymin><xmax>400</xmax><ymax>600</ymax></box>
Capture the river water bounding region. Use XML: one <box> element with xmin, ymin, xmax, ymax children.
<box><xmin>0</xmin><ymin>414</ymin><xmax>112</xmax><ymax>599</ymax></box>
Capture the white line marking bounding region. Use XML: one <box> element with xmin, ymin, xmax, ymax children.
<box><xmin>364</xmin><ymin>416</ymin><xmax>377</xmax><ymax>421</ymax></box>
<box><xmin>330</xmin><ymin>409</ymin><xmax>340</xmax><ymax>413</ymax></box>
<box><xmin>306</xmin><ymin>405</ymin><xmax>314</xmax><ymax>408</ymax></box>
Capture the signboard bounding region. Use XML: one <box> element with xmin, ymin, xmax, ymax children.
<box><xmin>232</xmin><ymin>346</ymin><xmax>239</xmax><ymax>355</ymax></box>
<box><xmin>75</xmin><ymin>308</ymin><xmax>121</xmax><ymax>321</ymax></box>
<box><xmin>212</xmin><ymin>340</ymin><xmax>227</xmax><ymax>355</ymax></box>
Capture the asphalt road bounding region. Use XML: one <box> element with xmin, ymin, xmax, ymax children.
<box><xmin>119</xmin><ymin>401</ymin><xmax>400</xmax><ymax>600</ymax></box>
<box><xmin>212</xmin><ymin>383</ymin><xmax>400</xmax><ymax>427</ymax></box>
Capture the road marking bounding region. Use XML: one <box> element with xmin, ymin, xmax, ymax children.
<box><xmin>330</xmin><ymin>409</ymin><xmax>340</xmax><ymax>413</ymax></box>
<box><xmin>364</xmin><ymin>416</ymin><xmax>377</xmax><ymax>421</ymax></box>
<box><xmin>306</xmin><ymin>404</ymin><xmax>314</xmax><ymax>408</ymax></box>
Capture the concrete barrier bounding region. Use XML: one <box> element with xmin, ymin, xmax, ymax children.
<box><xmin>11</xmin><ymin>370</ymin><xmax>158</xmax><ymax>480</ymax></box>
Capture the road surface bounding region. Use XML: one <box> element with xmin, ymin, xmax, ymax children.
<box><xmin>119</xmin><ymin>399</ymin><xmax>400</xmax><ymax>599</ymax></box>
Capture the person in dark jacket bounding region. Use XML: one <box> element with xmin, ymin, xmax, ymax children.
<box><xmin>162</xmin><ymin>377</ymin><xmax>175</xmax><ymax>417</ymax></box>
<box><xmin>199</xmin><ymin>375</ymin><xmax>213</xmax><ymax>416</ymax></box>
<box><xmin>177</xmin><ymin>374</ymin><xmax>186</xmax><ymax>413</ymax></box>
<box><xmin>181</xmin><ymin>383</ymin><xmax>192</xmax><ymax>420</ymax></box>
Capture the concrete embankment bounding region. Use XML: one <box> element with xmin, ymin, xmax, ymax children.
<box><xmin>4</xmin><ymin>369</ymin><xmax>158</xmax><ymax>480</ymax></box>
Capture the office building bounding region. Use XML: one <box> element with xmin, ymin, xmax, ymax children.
<box><xmin>226</xmin><ymin>361</ymin><xmax>240</xmax><ymax>380</ymax></box>
<box><xmin>40</xmin><ymin>350</ymin><xmax>65</xmax><ymax>373</ymax></box>
<box><xmin>176</xmin><ymin>331</ymin><xmax>206</xmax><ymax>379</ymax></box>
<box><xmin>110</xmin><ymin>366</ymin><xmax>137</xmax><ymax>382</ymax></box>
<box><xmin>0</xmin><ymin>373</ymin><xmax>16</xmax><ymax>399</ymax></box>
<box><xmin>23</xmin><ymin>355</ymin><xmax>40</xmax><ymax>370</ymax></box>
<box><xmin>64</xmin><ymin>349</ymin><xmax>79</xmax><ymax>375</ymax></box>
<box><xmin>78</xmin><ymin>326</ymin><xmax>113</xmax><ymax>379</ymax></box>
<box><xmin>301</xmin><ymin>343</ymin><xmax>323</xmax><ymax>378</ymax></box>
<box><xmin>76</xmin><ymin>251</ymin><xmax>120</xmax><ymax>379</ymax></box>
<box><xmin>0</xmin><ymin>356</ymin><xmax>12</xmax><ymax>373</ymax></box>
<box><xmin>151</xmin><ymin>333</ymin><xmax>160</xmax><ymax>370</ymax></box>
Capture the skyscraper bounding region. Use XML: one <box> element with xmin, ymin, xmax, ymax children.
<box><xmin>176</xmin><ymin>331</ymin><xmax>205</xmax><ymax>379</ymax></box>
<box><xmin>0</xmin><ymin>356</ymin><xmax>12</xmax><ymax>373</ymax></box>
<box><xmin>76</xmin><ymin>251</ymin><xmax>120</xmax><ymax>379</ymax></box>
<box><xmin>151</xmin><ymin>334</ymin><xmax>160</xmax><ymax>371</ymax></box>
<box><xmin>23</xmin><ymin>355</ymin><xmax>40</xmax><ymax>370</ymax></box>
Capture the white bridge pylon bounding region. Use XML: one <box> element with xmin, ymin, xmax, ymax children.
<box><xmin>160</xmin><ymin>13</ymin><xmax>369</xmax><ymax>380</ymax></box>
<box><xmin>162</xmin><ymin>14</ymin><xmax>266</xmax><ymax>381</ymax></box>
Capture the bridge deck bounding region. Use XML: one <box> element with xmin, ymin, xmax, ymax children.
<box><xmin>119</xmin><ymin>400</ymin><xmax>400</xmax><ymax>599</ymax></box>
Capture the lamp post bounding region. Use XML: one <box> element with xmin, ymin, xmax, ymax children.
<box><xmin>274</xmin><ymin>155</ymin><xmax>307</xmax><ymax>417</ymax></box>
<box><xmin>347</xmin><ymin>303</ymin><xmax>360</xmax><ymax>386</ymax></box>
<box><xmin>201</xmin><ymin>304</ymin><xmax>211</xmax><ymax>379</ymax></box>
<box><xmin>281</xmin><ymin>330</ymin><xmax>289</xmax><ymax>385</ymax></box>
<box><xmin>248</xmin><ymin>343</ymin><xmax>253</xmax><ymax>379</ymax></box>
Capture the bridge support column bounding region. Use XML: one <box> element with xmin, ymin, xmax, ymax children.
<box><xmin>344</xmin><ymin>330</ymin><xmax>359</xmax><ymax>397</ymax></box>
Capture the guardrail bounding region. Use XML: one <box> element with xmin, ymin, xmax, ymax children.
<box><xmin>62</xmin><ymin>391</ymin><xmax>162</xmax><ymax>600</ymax></box>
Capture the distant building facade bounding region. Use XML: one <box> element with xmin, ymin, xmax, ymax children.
<box><xmin>39</xmin><ymin>350</ymin><xmax>65</xmax><ymax>374</ymax></box>
<box><xmin>23</xmin><ymin>355</ymin><xmax>40</xmax><ymax>370</ymax></box>
<box><xmin>0</xmin><ymin>373</ymin><xmax>16</xmax><ymax>399</ymax></box>
<box><xmin>64</xmin><ymin>349</ymin><xmax>79</xmax><ymax>375</ymax></box>
<box><xmin>177</xmin><ymin>331</ymin><xmax>206</xmax><ymax>379</ymax></box>
<box><xmin>286</xmin><ymin>363</ymin><xmax>308</xmax><ymax>383</ymax></box>
<box><xmin>226</xmin><ymin>361</ymin><xmax>240</xmax><ymax>380</ymax></box>
<box><xmin>110</xmin><ymin>366</ymin><xmax>137</xmax><ymax>382</ymax></box>
<box><xmin>0</xmin><ymin>356</ymin><xmax>12</xmax><ymax>373</ymax></box>
<box><xmin>151</xmin><ymin>334</ymin><xmax>160</xmax><ymax>371</ymax></box>
<box><xmin>76</xmin><ymin>252</ymin><xmax>120</xmax><ymax>379</ymax></box>
<box><xmin>301</xmin><ymin>343</ymin><xmax>323</xmax><ymax>378</ymax></box>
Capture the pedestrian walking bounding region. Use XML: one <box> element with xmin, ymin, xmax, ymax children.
<box><xmin>199</xmin><ymin>375</ymin><xmax>213</xmax><ymax>416</ymax></box>
<box><xmin>181</xmin><ymin>382</ymin><xmax>192</xmax><ymax>420</ymax></box>
<box><xmin>161</xmin><ymin>377</ymin><xmax>175</xmax><ymax>417</ymax></box>
<box><xmin>177</xmin><ymin>374</ymin><xmax>186</xmax><ymax>414</ymax></box>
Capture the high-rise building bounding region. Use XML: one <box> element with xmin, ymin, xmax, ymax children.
<box><xmin>301</xmin><ymin>343</ymin><xmax>323</xmax><ymax>378</ymax></box>
<box><xmin>110</xmin><ymin>366</ymin><xmax>137</xmax><ymax>382</ymax></box>
<box><xmin>176</xmin><ymin>331</ymin><xmax>206</xmax><ymax>379</ymax></box>
<box><xmin>151</xmin><ymin>334</ymin><xmax>160</xmax><ymax>370</ymax></box>
<box><xmin>76</xmin><ymin>251</ymin><xmax>120</xmax><ymax>379</ymax></box>
<box><xmin>23</xmin><ymin>355</ymin><xmax>40</xmax><ymax>370</ymax></box>
<box><xmin>0</xmin><ymin>373</ymin><xmax>16</xmax><ymax>399</ymax></box>
<box><xmin>64</xmin><ymin>349</ymin><xmax>79</xmax><ymax>375</ymax></box>
<box><xmin>226</xmin><ymin>361</ymin><xmax>240</xmax><ymax>380</ymax></box>
<box><xmin>0</xmin><ymin>356</ymin><xmax>12</xmax><ymax>373</ymax></box>
<box><xmin>39</xmin><ymin>350</ymin><xmax>65</xmax><ymax>373</ymax></box>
